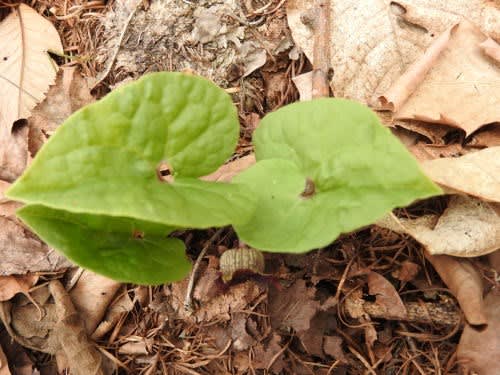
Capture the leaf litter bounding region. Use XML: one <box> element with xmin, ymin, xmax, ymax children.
<box><xmin>1</xmin><ymin>0</ymin><xmax>500</xmax><ymax>374</ymax></box>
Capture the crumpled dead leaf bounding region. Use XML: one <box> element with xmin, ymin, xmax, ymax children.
<box><xmin>425</xmin><ymin>253</ymin><xmax>486</xmax><ymax>326</ymax></box>
<box><xmin>0</xmin><ymin>216</ymin><xmax>71</xmax><ymax>276</ymax></box>
<box><xmin>422</xmin><ymin>147</ymin><xmax>500</xmax><ymax>202</ymax></box>
<box><xmin>0</xmin><ymin>280</ymin><xmax>105</xmax><ymax>375</ymax></box>
<box><xmin>268</xmin><ymin>279</ymin><xmax>320</xmax><ymax>333</ymax></box>
<box><xmin>382</xmin><ymin>21</ymin><xmax>500</xmax><ymax>135</ymax></box>
<box><xmin>457</xmin><ymin>290</ymin><xmax>500</xmax><ymax>375</ymax></box>
<box><xmin>0</xmin><ymin>275</ymin><xmax>38</xmax><ymax>302</ymax></box>
<box><xmin>367</xmin><ymin>272</ymin><xmax>407</xmax><ymax>320</ymax></box>
<box><xmin>69</xmin><ymin>271</ymin><xmax>121</xmax><ymax>334</ymax></box>
<box><xmin>202</xmin><ymin>154</ymin><xmax>256</xmax><ymax>182</ymax></box>
<box><xmin>377</xmin><ymin>195</ymin><xmax>500</xmax><ymax>257</ymax></box>
<box><xmin>28</xmin><ymin>66</ymin><xmax>94</xmax><ymax>156</ymax></box>
<box><xmin>287</xmin><ymin>0</ymin><xmax>499</xmax><ymax>106</ymax></box>
<box><xmin>0</xmin><ymin>4</ymin><xmax>62</xmax><ymax>181</ymax></box>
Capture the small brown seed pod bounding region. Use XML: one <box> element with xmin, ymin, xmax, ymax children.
<box><xmin>219</xmin><ymin>247</ymin><xmax>265</xmax><ymax>282</ymax></box>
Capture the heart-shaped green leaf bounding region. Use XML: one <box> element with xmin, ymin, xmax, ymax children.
<box><xmin>17</xmin><ymin>205</ymin><xmax>190</xmax><ymax>285</ymax></box>
<box><xmin>7</xmin><ymin>72</ymin><xmax>254</xmax><ymax>228</ymax></box>
<box><xmin>233</xmin><ymin>98</ymin><xmax>442</xmax><ymax>252</ymax></box>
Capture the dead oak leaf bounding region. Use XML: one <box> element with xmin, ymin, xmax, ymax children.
<box><xmin>421</xmin><ymin>147</ymin><xmax>500</xmax><ymax>202</ymax></box>
<box><xmin>287</xmin><ymin>0</ymin><xmax>499</xmax><ymax>106</ymax></box>
<box><xmin>384</xmin><ymin>22</ymin><xmax>500</xmax><ymax>135</ymax></box>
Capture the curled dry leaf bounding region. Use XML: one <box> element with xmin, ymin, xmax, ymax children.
<box><xmin>28</xmin><ymin>67</ymin><xmax>94</xmax><ymax>156</ymax></box>
<box><xmin>367</xmin><ymin>272</ymin><xmax>407</xmax><ymax>320</ymax></box>
<box><xmin>202</xmin><ymin>154</ymin><xmax>256</xmax><ymax>182</ymax></box>
<box><xmin>0</xmin><ymin>216</ymin><xmax>71</xmax><ymax>276</ymax></box>
<box><xmin>0</xmin><ymin>274</ymin><xmax>38</xmax><ymax>302</ymax></box>
<box><xmin>287</xmin><ymin>0</ymin><xmax>499</xmax><ymax>106</ymax></box>
<box><xmin>383</xmin><ymin>21</ymin><xmax>500</xmax><ymax>135</ymax></box>
<box><xmin>425</xmin><ymin>253</ymin><xmax>486</xmax><ymax>326</ymax></box>
<box><xmin>69</xmin><ymin>271</ymin><xmax>121</xmax><ymax>334</ymax></box>
<box><xmin>0</xmin><ymin>4</ymin><xmax>62</xmax><ymax>181</ymax></box>
<box><xmin>422</xmin><ymin>147</ymin><xmax>500</xmax><ymax>202</ymax></box>
<box><xmin>480</xmin><ymin>37</ymin><xmax>500</xmax><ymax>62</ymax></box>
<box><xmin>377</xmin><ymin>195</ymin><xmax>500</xmax><ymax>257</ymax></box>
<box><xmin>457</xmin><ymin>290</ymin><xmax>500</xmax><ymax>375</ymax></box>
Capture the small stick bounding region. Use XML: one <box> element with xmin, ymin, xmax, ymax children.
<box><xmin>312</xmin><ymin>0</ymin><xmax>331</xmax><ymax>98</ymax></box>
<box><xmin>184</xmin><ymin>227</ymin><xmax>225</xmax><ymax>312</ymax></box>
<box><xmin>358</xmin><ymin>301</ymin><xmax>461</xmax><ymax>326</ymax></box>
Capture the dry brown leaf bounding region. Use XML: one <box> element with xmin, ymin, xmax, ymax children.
<box><xmin>0</xmin><ymin>4</ymin><xmax>62</xmax><ymax>181</ymax></box>
<box><xmin>457</xmin><ymin>290</ymin><xmax>500</xmax><ymax>375</ymax></box>
<box><xmin>388</xmin><ymin>22</ymin><xmax>500</xmax><ymax>135</ymax></box>
<box><xmin>28</xmin><ymin>67</ymin><xmax>94</xmax><ymax>156</ymax></box>
<box><xmin>0</xmin><ymin>216</ymin><xmax>71</xmax><ymax>276</ymax></box>
<box><xmin>0</xmin><ymin>275</ymin><xmax>37</xmax><ymax>302</ymax></box>
<box><xmin>202</xmin><ymin>154</ymin><xmax>256</xmax><ymax>182</ymax></box>
<box><xmin>69</xmin><ymin>271</ymin><xmax>121</xmax><ymax>334</ymax></box>
<box><xmin>377</xmin><ymin>195</ymin><xmax>500</xmax><ymax>257</ymax></box>
<box><xmin>367</xmin><ymin>272</ymin><xmax>407</xmax><ymax>320</ymax></box>
<box><xmin>480</xmin><ymin>37</ymin><xmax>500</xmax><ymax>62</ymax></box>
<box><xmin>231</xmin><ymin>313</ymin><xmax>255</xmax><ymax>351</ymax></box>
<box><xmin>268</xmin><ymin>279</ymin><xmax>320</xmax><ymax>333</ymax></box>
<box><xmin>0</xmin><ymin>181</ymin><xmax>21</xmax><ymax>217</ymax></box>
<box><xmin>0</xmin><ymin>123</ymin><xmax>29</xmax><ymax>182</ymax></box>
<box><xmin>0</xmin><ymin>4</ymin><xmax>62</xmax><ymax>131</ymax></box>
<box><xmin>392</xmin><ymin>261</ymin><xmax>420</xmax><ymax>282</ymax></box>
<box><xmin>467</xmin><ymin>125</ymin><xmax>500</xmax><ymax>148</ymax></box>
<box><xmin>92</xmin><ymin>291</ymin><xmax>134</xmax><ymax>340</ymax></box>
<box><xmin>425</xmin><ymin>253</ymin><xmax>486</xmax><ymax>326</ymax></box>
<box><xmin>323</xmin><ymin>336</ymin><xmax>347</xmax><ymax>362</ymax></box>
<box><xmin>422</xmin><ymin>147</ymin><xmax>500</xmax><ymax>202</ymax></box>
<box><xmin>287</xmin><ymin>0</ymin><xmax>499</xmax><ymax>106</ymax></box>
<box><xmin>407</xmin><ymin>142</ymin><xmax>472</xmax><ymax>161</ymax></box>
<box><xmin>0</xmin><ymin>345</ymin><xmax>11</xmax><ymax>375</ymax></box>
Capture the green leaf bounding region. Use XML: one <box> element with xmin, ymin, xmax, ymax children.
<box><xmin>17</xmin><ymin>205</ymin><xmax>191</xmax><ymax>285</ymax></box>
<box><xmin>7</xmin><ymin>72</ymin><xmax>254</xmax><ymax>228</ymax></box>
<box><xmin>234</xmin><ymin>98</ymin><xmax>442</xmax><ymax>252</ymax></box>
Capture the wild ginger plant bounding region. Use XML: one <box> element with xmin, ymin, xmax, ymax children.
<box><xmin>6</xmin><ymin>72</ymin><xmax>441</xmax><ymax>284</ymax></box>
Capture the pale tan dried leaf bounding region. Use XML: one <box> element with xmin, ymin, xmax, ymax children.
<box><xmin>0</xmin><ymin>274</ymin><xmax>37</xmax><ymax>302</ymax></box>
<box><xmin>457</xmin><ymin>290</ymin><xmax>500</xmax><ymax>375</ymax></box>
<box><xmin>367</xmin><ymin>272</ymin><xmax>407</xmax><ymax>320</ymax></box>
<box><xmin>28</xmin><ymin>67</ymin><xmax>94</xmax><ymax>155</ymax></box>
<box><xmin>0</xmin><ymin>4</ymin><xmax>62</xmax><ymax>133</ymax></box>
<box><xmin>0</xmin><ymin>216</ymin><xmax>71</xmax><ymax>275</ymax></box>
<box><xmin>287</xmin><ymin>0</ymin><xmax>499</xmax><ymax>106</ymax></box>
<box><xmin>0</xmin><ymin>122</ymin><xmax>29</xmax><ymax>182</ymax></box>
<box><xmin>377</xmin><ymin>195</ymin><xmax>500</xmax><ymax>257</ymax></box>
<box><xmin>49</xmin><ymin>280</ymin><xmax>105</xmax><ymax>375</ymax></box>
<box><xmin>0</xmin><ymin>345</ymin><xmax>11</xmax><ymax>375</ymax></box>
<box><xmin>393</xmin><ymin>120</ymin><xmax>453</xmax><ymax>145</ymax></box>
<box><xmin>392</xmin><ymin>22</ymin><xmax>500</xmax><ymax>135</ymax></box>
<box><xmin>69</xmin><ymin>271</ymin><xmax>121</xmax><ymax>334</ymax></box>
<box><xmin>422</xmin><ymin>147</ymin><xmax>500</xmax><ymax>202</ymax></box>
<box><xmin>425</xmin><ymin>253</ymin><xmax>486</xmax><ymax>326</ymax></box>
<box><xmin>380</xmin><ymin>24</ymin><xmax>455</xmax><ymax>112</ymax></box>
<box><xmin>91</xmin><ymin>292</ymin><xmax>134</xmax><ymax>340</ymax></box>
<box><xmin>292</xmin><ymin>71</ymin><xmax>313</xmax><ymax>101</ymax></box>
<box><xmin>118</xmin><ymin>341</ymin><xmax>149</xmax><ymax>355</ymax></box>
<box><xmin>202</xmin><ymin>154</ymin><xmax>256</xmax><ymax>182</ymax></box>
<box><xmin>0</xmin><ymin>181</ymin><xmax>21</xmax><ymax>217</ymax></box>
<box><xmin>480</xmin><ymin>37</ymin><xmax>500</xmax><ymax>62</ymax></box>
